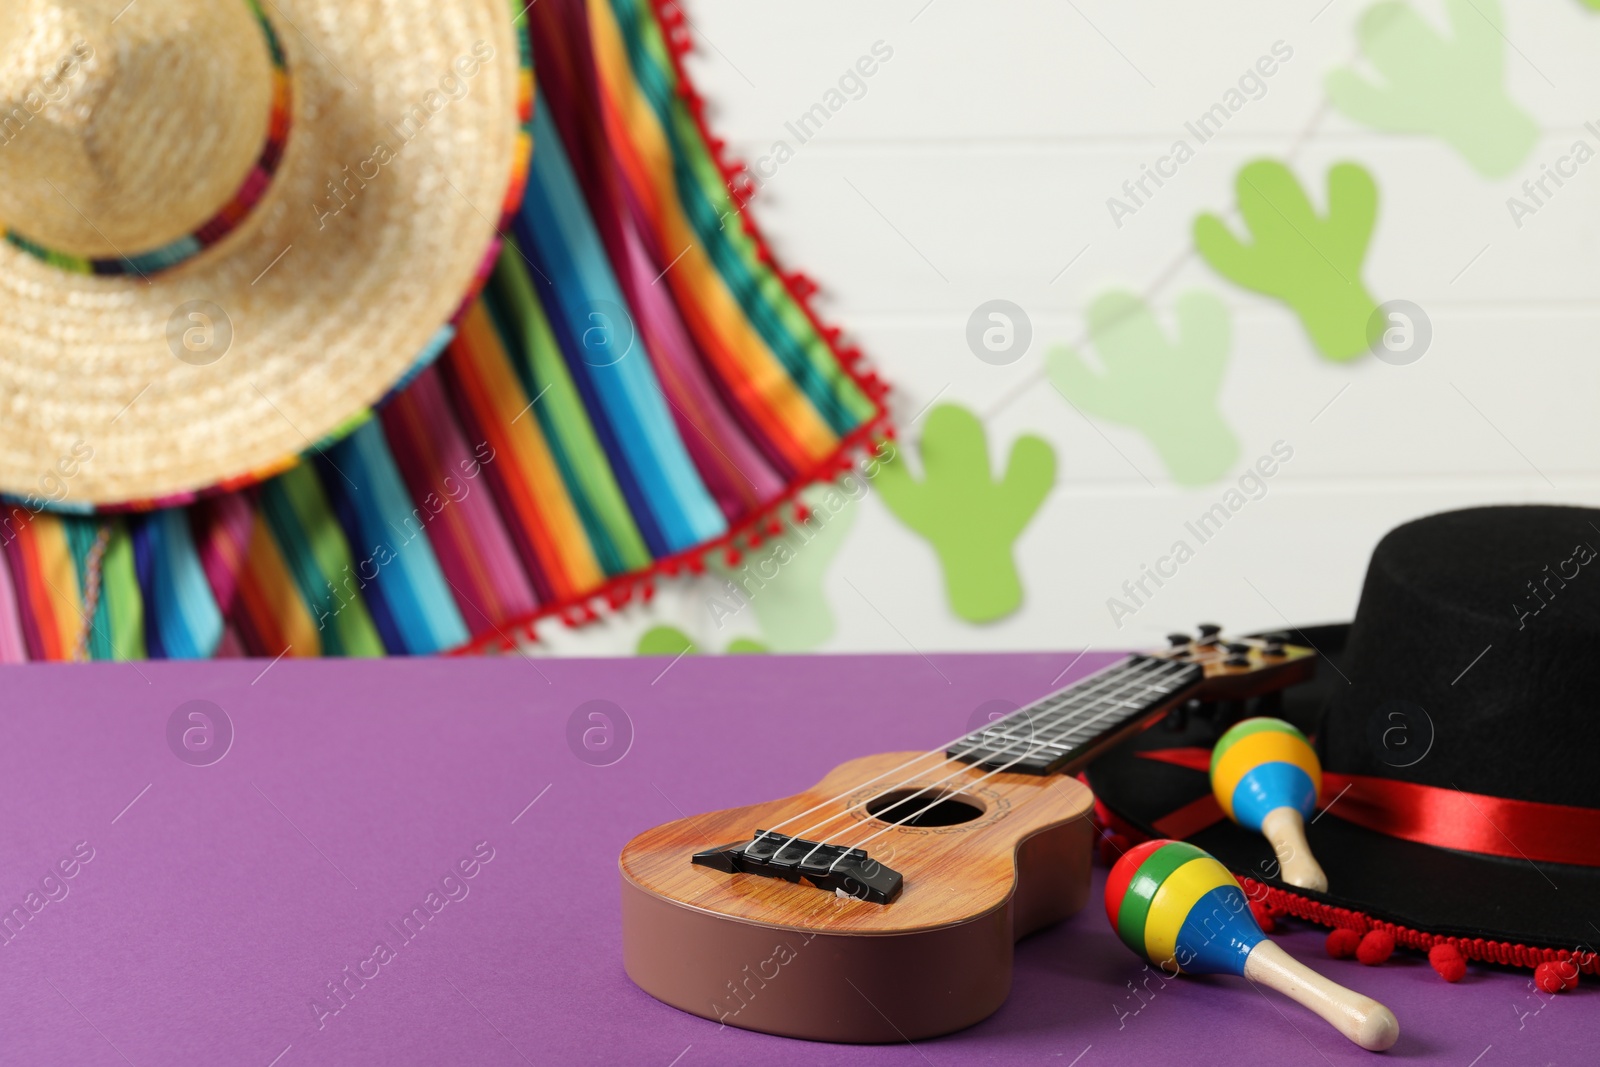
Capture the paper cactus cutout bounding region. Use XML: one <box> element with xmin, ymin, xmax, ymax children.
<box><xmin>1195</xmin><ymin>161</ymin><xmax>1379</xmax><ymax>362</ymax></box>
<box><xmin>1327</xmin><ymin>0</ymin><xmax>1536</xmax><ymax>178</ymax></box>
<box><xmin>635</xmin><ymin>624</ymin><xmax>768</xmax><ymax>656</ymax></box>
<box><xmin>708</xmin><ymin>482</ymin><xmax>859</xmax><ymax>652</ymax></box>
<box><xmin>637</xmin><ymin>624</ymin><xmax>695</xmax><ymax>656</ymax></box>
<box><xmin>875</xmin><ymin>404</ymin><xmax>1055</xmax><ymax>624</ymax></box>
<box><xmin>1048</xmin><ymin>291</ymin><xmax>1238</xmax><ymax>486</ymax></box>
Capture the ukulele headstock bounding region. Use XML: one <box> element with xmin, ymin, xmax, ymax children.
<box><xmin>1145</xmin><ymin>626</ymin><xmax>1316</xmax><ymax>700</ymax></box>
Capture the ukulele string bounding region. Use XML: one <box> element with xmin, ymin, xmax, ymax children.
<box><xmin>826</xmin><ymin>661</ymin><xmax>1192</xmax><ymax>870</ymax></box>
<box><xmin>774</xmin><ymin>657</ymin><xmax>1162</xmax><ymax>864</ymax></box>
<box><xmin>740</xmin><ymin>654</ymin><xmax>1141</xmax><ymax>856</ymax></box>
<box><xmin>793</xmin><ymin>658</ymin><xmax>1188</xmax><ymax>871</ymax></box>
<box><xmin>827</xmin><ymin>658</ymin><xmax>1195</xmax><ymax>871</ymax></box>
<box><xmin>812</xmin><ymin>659</ymin><xmax>1174</xmax><ymax>842</ymax></box>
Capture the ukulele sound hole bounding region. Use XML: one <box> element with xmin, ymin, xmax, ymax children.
<box><xmin>865</xmin><ymin>788</ymin><xmax>984</xmax><ymax>828</ymax></box>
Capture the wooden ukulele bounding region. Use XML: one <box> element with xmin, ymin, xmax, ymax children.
<box><xmin>619</xmin><ymin>630</ymin><xmax>1315</xmax><ymax>1042</ymax></box>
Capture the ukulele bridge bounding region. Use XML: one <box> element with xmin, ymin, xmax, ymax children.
<box><xmin>691</xmin><ymin>831</ymin><xmax>903</xmax><ymax>904</ymax></box>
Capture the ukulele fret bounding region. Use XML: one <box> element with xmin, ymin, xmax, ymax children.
<box><xmin>949</xmin><ymin>656</ymin><xmax>1204</xmax><ymax>775</ymax></box>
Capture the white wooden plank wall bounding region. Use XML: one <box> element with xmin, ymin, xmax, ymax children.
<box><xmin>531</xmin><ymin>0</ymin><xmax>1600</xmax><ymax>659</ymax></box>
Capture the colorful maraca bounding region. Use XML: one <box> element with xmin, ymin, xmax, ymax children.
<box><xmin>1210</xmin><ymin>717</ymin><xmax>1328</xmax><ymax>891</ymax></box>
<box><xmin>1107</xmin><ymin>840</ymin><xmax>1398</xmax><ymax>1052</ymax></box>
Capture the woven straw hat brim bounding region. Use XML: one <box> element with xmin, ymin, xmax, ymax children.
<box><xmin>0</xmin><ymin>2</ymin><xmax>523</xmax><ymax>506</ymax></box>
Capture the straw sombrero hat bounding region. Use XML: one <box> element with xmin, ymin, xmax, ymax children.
<box><xmin>0</xmin><ymin>0</ymin><xmax>526</xmax><ymax>507</ymax></box>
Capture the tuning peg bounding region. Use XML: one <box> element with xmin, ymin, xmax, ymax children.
<box><xmin>1166</xmin><ymin>632</ymin><xmax>1192</xmax><ymax>647</ymax></box>
<box><xmin>1225</xmin><ymin>653</ymin><xmax>1250</xmax><ymax>668</ymax></box>
<box><xmin>1262</xmin><ymin>634</ymin><xmax>1288</xmax><ymax>657</ymax></box>
<box><xmin>1225</xmin><ymin>642</ymin><xmax>1250</xmax><ymax>654</ymax></box>
<box><xmin>1196</xmin><ymin>623</ymin><xmax>1221</xmax><ymax>644</ymax></box>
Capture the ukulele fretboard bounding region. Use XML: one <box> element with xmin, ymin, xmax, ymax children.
<box><xmin>947</xmin><ymin>654</ymin><xmax>1203</xmax><ymax>775</ymax></box>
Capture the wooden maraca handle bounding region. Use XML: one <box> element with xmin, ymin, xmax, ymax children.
<box><xmin>1244</xmin><ymin>940</ymin><xmax>1399</xmax><ymax>1051</ymax></box>
<box><xmin>1261</xmin><ymin>807</ymin><xmax>1328</xmax><ymax>892</ymax></box>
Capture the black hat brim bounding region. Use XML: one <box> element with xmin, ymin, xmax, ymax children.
<box><xmin>1086</xmin><ymin>625</ymin><xmax>1600</xmax><ymax>956</ymax></box>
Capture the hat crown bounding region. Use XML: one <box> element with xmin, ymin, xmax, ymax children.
<box><xmin>1318</xmin><ymin>505</ymin><xmax>1600</xmax><ymax>808</ymax></box>
<box><xmin>0</xmin><ymin>0</ymin><xmax>274</xmax><ymax>259</ymax></box>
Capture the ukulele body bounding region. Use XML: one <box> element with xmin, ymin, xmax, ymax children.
<box><xmin>619</xmin><ymin>750</ymin><xmax>1095</xmax><ymax>1042</ymax></box>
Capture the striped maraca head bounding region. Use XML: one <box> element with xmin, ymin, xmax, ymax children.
<box><xmin>1105</xmin><ymin>839</ymin><xmax>1264</xmax><ymax>976</ymax></box>
<box><xmin>1210</xmin><ymin>717</ymin><xmax>1321</xmax><ymax>832</ymax></box>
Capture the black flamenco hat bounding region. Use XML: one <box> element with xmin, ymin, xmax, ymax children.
<box><xmin>1088</xmin><ymin>505</ymin><xmax>1600</xmax><ymax>973</ymax></box>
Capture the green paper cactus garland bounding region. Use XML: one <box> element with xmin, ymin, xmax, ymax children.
<box><xmin>875</xmin><ymin>404</ymin><xmax>1055</xmax><ymax>624</ymax></box>
<box><xmin>1048</xmin><ymin>291</ymin><xmax>1238</xmax><ymax>486</ymax></box>
<box><xmin>636</xmin><ymin>624</ymin><xmax>695</xmax><ymax>657</ymax></box>
<box><xmin>709</xmin><ymin>483</ymin><xmax>859</xmax><ymax>652</ymax></box>
<box><xmin>1195</xmin><ymin>160</ymin><xmax>1380</xmax><ymax>363</ymax></box>
<box><xmin>635</xmin><ymin>0</ymin><xmax>1555</xmax><ymax>650</ymax></box>
<box><xmin>1327</xmin><ymin>0</ymin><xmax>1536</xmax><ymax>178</ymax></box>
<box><xmin>635</xmin><ymin>625</ymin><xmax>768</xmax><ymax>656</ymax></box>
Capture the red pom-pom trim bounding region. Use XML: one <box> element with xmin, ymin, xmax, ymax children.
<box><xmin>1535</xmin><ymin>962</ymin><xmax>1566</xmax><ymax>993</ymax></box>
<box><xmin>1357</xmin><ymin>929</ymin><xmax>1395</xmax><ymax>966</ymax></box>
<box><xmin>1249</xmin><ymin>900</ymin><xmax>1277</xmax><ymax>934</ymax></box>
<box><xmin>1429</xmin><ymin>944</ymin><xmax>1467</xmax><ymax>983</ymax></box>
<box><xmin>428</xmin><ymin>0</ymin><xmax>894</xmax><ymax>660</ymax></box>
<box><xmin>1534</xmin><ymin>959</ymin><xmax>1580</xmax><ymax>993</ymax></box>
<box><xmin>1326</xmin><ymin>928</ymin><xmax>1362</xmax><ymax>959</ymax></box>
<box><xmin>1174</xmin><ymin>875</ymin><xmax>1600</xmax><ymax>980</ymax></box>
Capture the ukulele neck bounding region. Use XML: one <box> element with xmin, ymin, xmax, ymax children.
<box><xmin>947</xmin><ymin>654</ymin><xmax>1203</xmax><ymax>776</ymax></box>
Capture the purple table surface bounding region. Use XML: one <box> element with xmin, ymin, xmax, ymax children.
<box><xmin>0</xmin><ymin>652</ymin><xmax>1589</xmax><ymax>1066</ymax></box>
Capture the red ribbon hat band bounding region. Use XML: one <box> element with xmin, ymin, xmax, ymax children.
<box><xmin>1138</xmin><ymin>748</ymin><xmax>1600</xmax><ymax>869</ymax></box>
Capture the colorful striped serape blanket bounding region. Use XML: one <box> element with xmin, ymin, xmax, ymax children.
<box><xmin>0</xmin><ymin>0</ymin><xmax>888</xmax><ymax>660</ymax></box>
